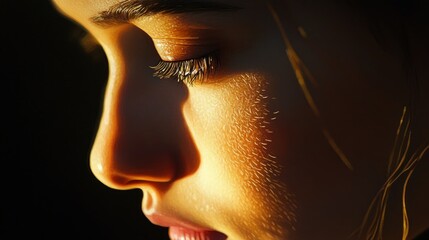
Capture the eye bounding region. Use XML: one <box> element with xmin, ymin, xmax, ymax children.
<box><xmin>150</xmin><ymin>53</ymin><xmax>219</xmax><ymax>86</ymax></box>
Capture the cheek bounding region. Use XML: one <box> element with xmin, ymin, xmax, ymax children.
<box><xmin>184</xmin><ymin>74</ymin><xmax>273</xmax><ymax>186</ymax></box>
<box><xmin>182</xmin><ymin>73</ymin><xmax>297</xmax><ymax>237</ymax></box>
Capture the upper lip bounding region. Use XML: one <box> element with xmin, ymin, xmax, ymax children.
<box><xmin>145</xmin><ymin>211</ymin><xmax>210</xmax><ymax>232</ymax></box>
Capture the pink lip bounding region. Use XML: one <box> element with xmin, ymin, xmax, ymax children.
<box><xmin>169</xmin><ymin>226</ymin><xmax>227</xmax><ymax>240</ymax></box>
<box><xmin>145</xmin><ymin>213</ymin><xmax>227</xmax><ymax>240</ymax></box>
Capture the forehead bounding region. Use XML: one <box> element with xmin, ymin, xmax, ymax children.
<box><xmin>53</xmin><ymin>0</ymin><xmax>247</xmax><ymax>27</ymax></box>
<box><xmin>53</xmin><ymin>0</ymin><xmax>118</xmax><ymax>25</ymax></box>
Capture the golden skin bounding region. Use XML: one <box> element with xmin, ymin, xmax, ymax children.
<box><xmin>53</xmin><ymin>0</ymin><xmax>429</xmax><ymax>239</ymax></box>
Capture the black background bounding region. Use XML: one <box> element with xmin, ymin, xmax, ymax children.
<box><xmin>2</xmin><ymin>1</ymin><xmax>169</xmax><ymax>239</ymax></box>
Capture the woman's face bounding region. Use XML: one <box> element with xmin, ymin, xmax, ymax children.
<box><xmin>53</xmin><ymin>0</ymin><xmax>406</xmax><ymax>239</ymax></box>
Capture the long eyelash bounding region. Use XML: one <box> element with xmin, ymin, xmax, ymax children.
<box><xmin>150</xmin><ymin>54</ymin><xmax>218</xmax><ymax>85</ymax></box>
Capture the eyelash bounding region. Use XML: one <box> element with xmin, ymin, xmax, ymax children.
<box><xmin>150</xmin><ymin>53</ymin><xmax>219</xmax><ymax>85</ymax></box>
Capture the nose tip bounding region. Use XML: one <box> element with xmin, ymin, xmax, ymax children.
<box><xmin>89</xmin><ymin>125</ymin><xmax>178</xmax><ymax>189</ymax></box>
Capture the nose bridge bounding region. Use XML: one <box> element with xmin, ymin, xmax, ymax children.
<box><xmin>90</xmin><ymin>26</ymin><xmax>199</xmax><ymax>190</ymax></box>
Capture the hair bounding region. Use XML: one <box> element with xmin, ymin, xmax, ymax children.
<box><xmin>266</xmin><ymin>0</ymin><xmax>429</xmax><ymax>239</ymax></box>
<box><xmin>348</xmin><ymin>2</ymin><xmax>429</xmax><ymax>239</ymax></box>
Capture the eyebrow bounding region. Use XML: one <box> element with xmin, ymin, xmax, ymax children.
<box><xmin>91</xmin><ymin>0</ymin><xmax>241</xmax><ymax>27</ymax></box>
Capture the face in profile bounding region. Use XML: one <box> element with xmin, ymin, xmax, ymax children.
<box><xmin>53</xmin><ymin>0</ymin><xmax>429</xmax><ymax>239</ymax></box>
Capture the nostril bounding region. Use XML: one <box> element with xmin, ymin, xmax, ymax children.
<box><xmin>109</xmin><ymin>151</ymin><xmax>178</xmax><ymax>183</ymax></box>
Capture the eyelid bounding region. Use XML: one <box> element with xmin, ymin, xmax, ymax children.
<box><xmin>153</xmin><ymin>38</ymin><xmax>218</xmax><ymax>61</ymax></box>
<box><xmin>150</xmin><ymin>52</ymin><xmax>219</xmax><ymax>85</ymax></box>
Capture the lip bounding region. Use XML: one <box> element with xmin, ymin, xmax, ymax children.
<box><xmin>169</xmin><ymin>226</ymin><xmax>227</xmax><ymax>240</ymax></box>
<box><xmin>145</xmin><ymin>212</ymin><xmax>227</xmax><ymax>240</ymax></box>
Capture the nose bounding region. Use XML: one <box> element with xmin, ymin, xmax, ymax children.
<box><xmin>90</xmin><ymin>26</ymin><xmax>198</xmax><ymax>190</ymax></box>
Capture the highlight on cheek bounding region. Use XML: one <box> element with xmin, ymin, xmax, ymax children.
<box><xmin>222</xmin><ymin>74</ymin><xmax>297</xmax><ymax>238</ymax></box>
<box><xmin>183</xmin><ymin>73</ymin><xmax>297</xmax><ymax>239</ymax></box>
